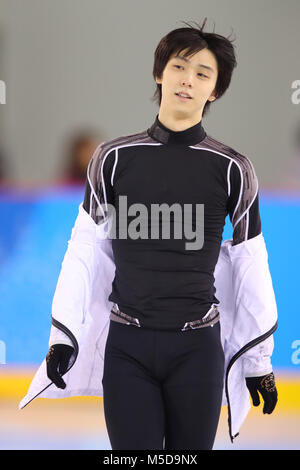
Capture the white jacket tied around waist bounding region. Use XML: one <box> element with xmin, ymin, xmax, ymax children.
<box><xmin>18</xmin><ymin>203</ymin><xmax>278</xmax><ymax>443</ymax></box>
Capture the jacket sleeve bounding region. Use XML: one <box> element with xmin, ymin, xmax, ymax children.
<box><xmin>242</xmin><ymin>336</ymin><xmax>274</xmax><ymax>377</ymax></box>
<box><xmin>226</xmin><ymin>156</ymin><xmax>277</xmax><ymax>377</ymax></box>
<box><xmin>49</xmin><ymin>330</ymin><xmax>74</xmax><ymax>348</ymax></box>
<box><xmin>48</xmin><ymin>141</ymin><xmax>115</xmax><ymax>347</ymax></box>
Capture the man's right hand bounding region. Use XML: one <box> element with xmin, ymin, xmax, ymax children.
<box><xmin>46</xmin><ymin>344</ymin><xmax>74</xmax><ymax>389</ymax></box>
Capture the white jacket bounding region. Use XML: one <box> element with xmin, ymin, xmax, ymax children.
<box><xmin>18</xmin><ymin>203</ymin><xmax>278</xmax><ymax>443</ymax></box>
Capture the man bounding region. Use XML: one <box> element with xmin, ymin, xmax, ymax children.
<box><xmin>19</xmin><ymin>19</ymin><xmax>278</xmax><ymax>450</ymax></box>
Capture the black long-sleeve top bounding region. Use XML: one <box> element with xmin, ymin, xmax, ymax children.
<box><xmin>82</xmin><ymin>114</ymin><xmax>261</xmax><ymax>330</ymax></box>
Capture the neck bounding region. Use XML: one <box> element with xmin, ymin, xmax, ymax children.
<box><xmin>147</xmin><ymin>113</ymin><xmax>206</xmax><ymax>146</ymax></box>
<box><xmin>157</xmin><ymin>108</ymin><xmax>203</xmax><ymax>132</ymax></box>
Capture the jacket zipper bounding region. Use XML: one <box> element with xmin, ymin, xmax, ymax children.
<box><xmin>225</xmin><ymin>320</ymin><xmax>278</xmax><ymax>442</ymax></box>
<box><xmin>19</xmin><ymin>318</ymin><xmax>79</xmax><ymax>410</ymax></box>
<box><xmin>51</xmin><ymin>317</ymin><xmax>79</xmax><ymax>357</ymax></box>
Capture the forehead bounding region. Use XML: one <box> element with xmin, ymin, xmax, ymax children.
<box><xmin>170</xmin><ymin>48</ymin><xmax>218</xmax><ymax>73</ymax></box>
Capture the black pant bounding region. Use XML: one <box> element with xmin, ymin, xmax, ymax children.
<box><xmin>102</xmin><ymin>319</ymin><xmax>225</xmax><ymax>450</ymax></box>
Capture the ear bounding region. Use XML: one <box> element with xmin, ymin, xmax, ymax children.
<box><xmin>208</xmin><ymin>94</ymin><xmax>216</xmax><ymax>102</ymax></box>
<box><xmin>155</xmin><ymin>76</ymin><xmax>162</xmax><ymax>85</ymax></box>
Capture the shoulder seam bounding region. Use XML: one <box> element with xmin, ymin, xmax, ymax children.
<box><xmin>100</xmin><ymin>130</ymin><xmax>155</xmax><ymax>153</ymax></box>
<box><xmin>201</xmin><ymin>134</ymin><xmax>249</xmax><ymax>159</ymax></box>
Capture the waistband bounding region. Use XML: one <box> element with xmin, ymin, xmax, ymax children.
<box><xmin>109</xmin><ymin>303</ymin><xmax>220</xmax><ymax>332</ymax></box>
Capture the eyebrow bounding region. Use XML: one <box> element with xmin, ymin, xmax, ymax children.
<box><xmin>172</xmin><ymin>55</ymin><xmax>215</xmax><ymax>73</ymax></box>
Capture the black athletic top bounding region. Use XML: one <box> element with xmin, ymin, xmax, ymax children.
<box><xmin>82</xmin><ymin>114</ymin><xmax>261</xmax><ymax>330</ymax></box>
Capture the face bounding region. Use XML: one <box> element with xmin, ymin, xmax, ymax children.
<box><xmin>155</xmin><ymin>47</ymin><xmax>218</xmax><ymax>119</ymax></box>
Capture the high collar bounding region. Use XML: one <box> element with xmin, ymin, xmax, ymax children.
<box><xmin>147</xmin><ymin>114</ymin><xmax>206</xmax><ymax>146</ymax></box>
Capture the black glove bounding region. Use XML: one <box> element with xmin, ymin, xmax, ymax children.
<box><xmin>245</xmin><ymin>372</ymin><xmax>278</xmax><ymax>414</ymax></box>
<box><xmin>46</xmin><ymin>344</ymin><xmax>74</xmax><ymax>389</ymax></box>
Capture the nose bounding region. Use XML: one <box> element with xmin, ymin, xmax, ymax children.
<box><xmin>180</xmin><ymin>69</ymin><xmax>193</xmax><ymax>87</ymax></box>
<box><xmin>181</xmin><ymin>77</ymin><xmax>193</xmax><ymax>87</ymax></box>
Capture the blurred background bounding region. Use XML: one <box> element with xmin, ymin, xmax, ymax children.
<box><xmin>0</xmin><ymin>0</ymin><xmax>300</xmax><ymax>450</ymax></box>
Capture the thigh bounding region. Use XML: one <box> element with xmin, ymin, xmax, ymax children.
<box><xmin>102</xmin><ymin>321</ymin><xmax>165</xmax><ymax>450</ymax></box>
<box><xmin>163</xmin><ymin>322</ymin><xmax>225</xmax><ymax>450</ymax></box>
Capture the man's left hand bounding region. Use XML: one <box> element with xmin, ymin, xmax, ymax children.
<box><xmin>245</xmin><ymin>372</ymin><xmax>278</xmax><ymax>414</ymax></box>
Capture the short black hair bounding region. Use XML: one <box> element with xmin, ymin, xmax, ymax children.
<box><xmin>151</xmin><ymin>18</ymin><xmax>237</xmax><ymax>117</ymax></box>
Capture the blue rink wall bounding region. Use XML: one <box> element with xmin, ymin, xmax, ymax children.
<box><xmin>0</xmin><ymin>186</ymin><xmax>299</xmax><ymax>370</ymax></box>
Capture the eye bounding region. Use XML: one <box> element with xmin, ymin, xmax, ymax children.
<box><xmin>173</xmin><ymin>65</ymin><xmax>208</xmax><ymax>78</ymax></box>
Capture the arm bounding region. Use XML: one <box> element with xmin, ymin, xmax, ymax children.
<box><xmin>49</xmin><ymin>142</ymin><xmax>112</xmax><ymax>344</ymax></box>
<box><xmin>226</xmin><ymin>157</ymin><xmax>261</xmax><ymax>247</ymax></box>
<box><xmin>47</xmin><ymin>142</ymin><xmax>115</xmax><ymax>385</ymax></box>
<box><xmin>227</xmin><ymin>157</ymin><xmax>276</xmax><ymax>377</ymax></box>
<box><xmin>82</xmin><ymin>142</ymin><xmax>115</xmax><ymax>224</ymax></box>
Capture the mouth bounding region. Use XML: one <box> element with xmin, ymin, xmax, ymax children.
<box><xmin>175</xmin><ymin>93</ymin><xmax>192</xmax><ymax>101</ymax></box>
